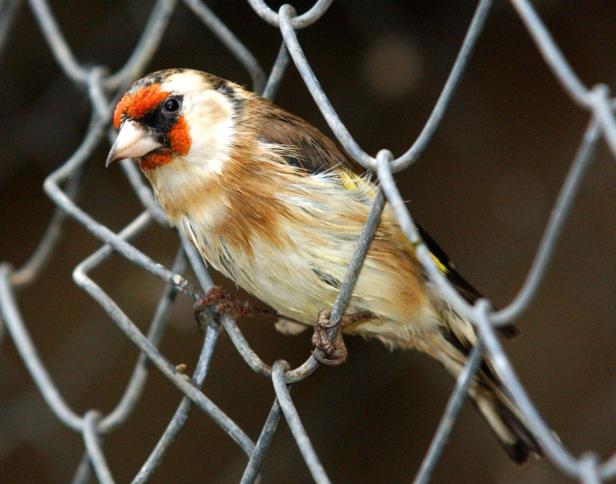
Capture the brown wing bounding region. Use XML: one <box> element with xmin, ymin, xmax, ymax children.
<box><xmin>250</xmin><ymin>100</ymin><xmax>364</xmax><ymax>175</ymax></box>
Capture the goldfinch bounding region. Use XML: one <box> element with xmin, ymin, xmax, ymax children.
<box><xmin>106</xmin><ymin>68</ymin><xmax>541</xmax><ymax>462</ymax></box>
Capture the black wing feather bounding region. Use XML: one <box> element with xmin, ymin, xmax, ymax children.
<box><xmin>417</xmin><ymin>224</ymin><xmax>519</xmax><ymax>338</ymax></box>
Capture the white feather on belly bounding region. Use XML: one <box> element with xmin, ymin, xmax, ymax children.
<box><xmin>179</xmin><ymin>170</ymin><xmax>439</xmax><ymax>348</ymax></box>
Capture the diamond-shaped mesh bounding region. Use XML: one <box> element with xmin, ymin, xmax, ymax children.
<box><xmin>1</xmin><ymin>1</ymin><xmax>615</xmax><ymax>482</ymax></box>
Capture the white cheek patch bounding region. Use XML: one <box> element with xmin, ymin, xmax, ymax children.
<box><xmin>159</xmin><ymin>71</ymin><xmax>235</xmax><ymax>177</ymax></box>
<box><xmin>182</xmin><ymin>90</ymin><xmax>234</xmax><ymax>176</ymax></box>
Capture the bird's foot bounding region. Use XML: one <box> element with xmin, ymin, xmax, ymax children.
<box><xmin>193</xmin><ymin>286</ymin><xmax>278</xmax><ymax>327</ymax></box>
<box><xmin>312</xmin><ymin>309</ymin><xmax>347</xmax><ymax>366</ymax></box>
<box><xmin>311</xmin><ymin>309</ymin><xmax>373</xmax><ymax>366</ymax></box>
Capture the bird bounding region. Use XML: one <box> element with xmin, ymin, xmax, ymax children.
<box><xmin>106</xmin><ymin>68</ymin><xmax>541</xmax><ymax>463</ymax></box>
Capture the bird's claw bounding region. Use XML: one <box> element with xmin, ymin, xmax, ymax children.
<box><xmin>193</xmin><ymin>286</ymin><xmax>279</xmax><ymax>328</ymax></box>
<box><xmin>311</xmin><ymin>309</ymin><xmax>348</xmax><ymax>366</ymax></box>
<box><xmin>312</xmin><ymin>329</ymin><xmax>347</xmax><ymax>366</ymax></box>
<box><xmin>193</xmin><ymin>286</ymin><xmax>246</xmax><ymax>326</ymax></box>
<box><xmin>311</xmin><ymin>309</ymin><xmax>374</xmax><ymax>365</ymax></box>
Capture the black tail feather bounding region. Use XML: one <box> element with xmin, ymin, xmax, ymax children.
<box><xmin>493</xmin><ymin>399</ymin><xmax>543</xmax><ymax>463</ymax></box>
<box><xmin>437</xmin><ymin>318</ymin><xmax>543</xmax><ymax>463</ymax></box>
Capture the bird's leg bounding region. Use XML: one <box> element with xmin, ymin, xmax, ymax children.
<box><xmin>193</xmin><ymin>286</ymin><xmax>279</xmax><ymax>328</ymax></box>
<box><xmin>311</xmin><ymin>309</ymin><xmax>373</xmax><ymax>366</ymax></box>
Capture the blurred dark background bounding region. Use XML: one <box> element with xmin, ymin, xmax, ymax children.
<box><xmin>2</xmin><ymin>1</ymin><xmax>616</xmax><ymax>482</ymax></box>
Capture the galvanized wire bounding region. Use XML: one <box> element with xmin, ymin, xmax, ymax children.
<box><xmin>1</xmin><ymin>0</ymin><xmax>615</xmax><ymax>482</ymax></box>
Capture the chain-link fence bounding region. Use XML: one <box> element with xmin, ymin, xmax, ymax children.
<box><xmin>1</xmin><ymin>0</ymin><xmax>615</xmax><ymax>482</ymax></box>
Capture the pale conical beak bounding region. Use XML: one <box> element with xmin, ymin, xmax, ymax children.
<box><xmin>105</xmin><ymin>120</ymin><xmax>162</xmax><ymax>167</ymax></box>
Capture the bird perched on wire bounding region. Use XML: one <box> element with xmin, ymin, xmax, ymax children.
<box><xmin>106</xmin><ymin>68</ymin><xmax>541</xmax><ymax>463</ymax></box>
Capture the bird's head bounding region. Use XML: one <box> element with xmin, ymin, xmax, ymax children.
<box><xmin>106</xmin><ymin>68</ymin><xmax>240</xmax><ymax>177</ymax></box>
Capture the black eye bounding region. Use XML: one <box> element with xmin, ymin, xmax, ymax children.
<box><xmin>162</xmin><ymin>97</ymin><xmax>180</xmax><ymax>113</ymax></box>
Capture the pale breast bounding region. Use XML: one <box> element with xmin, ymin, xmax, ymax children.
<box><xmin>179</xmin><ymin>177</ymin><xmax>430</xmax><ymax>330</ymax></box>
<box><xmin>182</xmin><ymin>214</ymin><xmax>338</xmax><ymax>323</ymax></box>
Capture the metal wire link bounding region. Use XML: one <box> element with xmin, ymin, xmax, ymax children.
<box><xmin>1</xmin><ymin>0</ymin><xmax>615</xmax><ymax>482</ymax></box>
